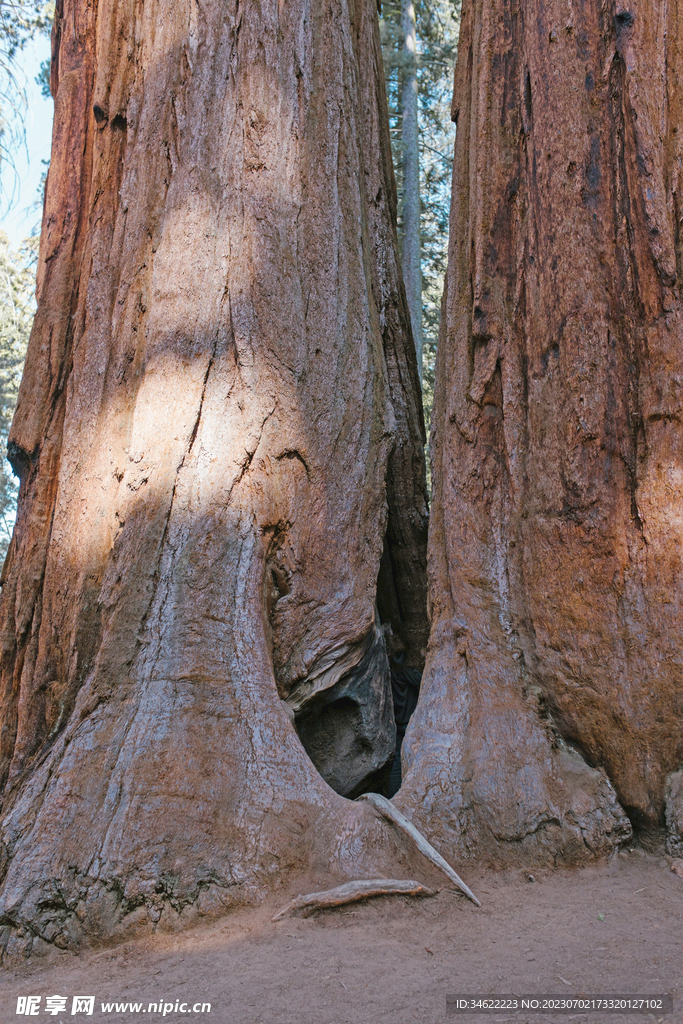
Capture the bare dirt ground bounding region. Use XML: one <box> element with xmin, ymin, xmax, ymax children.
<box><xmin>2</xmin><ymin>850</ymin><xmax>681</xmax><ymax>1024</ymax></box>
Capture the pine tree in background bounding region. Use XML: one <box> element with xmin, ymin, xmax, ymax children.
<box><xmin>0</xmin><ymin>1</ymin><xmax>54</xmax><ymax>178</ymax></box>
<box><xmin>399</xmin><ymin>0</ymin><xmax>422</xmax><ymax>378</ymax></box>
<box><xmin>0</xmin><ymin>231</ymin><xmax>35</xmax><ymax>563</ymax></box>
<box><xmin>0</xmin><ymin>2</ymin><xmax>54</xmax><ymax>571</ymax></box>
<box><xmin>380</xmin><ymin>0</ymin><xmax>459</xmax><ymax>429</ymax></box>
<box><xmin>0</xmin><ymin>0</ymin><xmax>52</xmax><ymax>58</ymax></box>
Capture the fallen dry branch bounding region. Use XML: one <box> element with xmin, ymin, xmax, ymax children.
<box><xmin>357</xmin><ymin>792</ymin><xmax>481</xmax><ymax>907</ymax></box>
<box><xmin>272</xmin><ymin>878</ymin><xmax>435</xmax><ymax>921</ymax></box>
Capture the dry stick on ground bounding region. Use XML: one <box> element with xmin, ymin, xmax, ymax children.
<box><xmin>272</xmin><ymin>879</ymin><xmax>436</xmax><ymax>921</ymax></box>
<box><xmin>357</xmin><ymin>792</ymin><xmax>482</xmax><ymax>907</ymax></box>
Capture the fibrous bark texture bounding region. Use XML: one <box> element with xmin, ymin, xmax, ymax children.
<box><xmin>401</xmin><ymin>0</ymin><xmax>683</xmax><ymax>861</ymax></box>
<box><xmin>0</xmin><ymin>0</ymin><xmax>428</xmax><ymax>953</ymax></box>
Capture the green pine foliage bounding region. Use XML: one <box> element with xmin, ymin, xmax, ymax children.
<box><xmin>0</xmin><ymin>231</ymin><xmax>34</xmax><ymax>563</ymax></box>
<box><xmin>0</xmin><ymin>0</ymin><xmax>54</xmax><ymax>185</ymax></box>
<box><xmin>0</xmin><ymin>1</ymin><xmax>52</xmax><ymax>569</ymax></box>
<box><xmin>0</xmin><ymin>0</ymin><xmax>52</xmax><ymax>61</ymax></box>
<box><xmin>380</xmin><ymin>0</ymin><xmax>459</xmax><ymax>437</ymax></box>
<box><xmin>36</xmin><ymin>54</ymin><xmax>49</xmax><ymax>97</ymax></box>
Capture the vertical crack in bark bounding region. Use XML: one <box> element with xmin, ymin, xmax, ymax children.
<box><xmin>0</xmin><ymin>0</ymin><xmax>430</xmax><ymax>954</ymax></box>
<box><xmin>395</xmin><ymin>0</ymin><xmax>683</xmax><ymax>862</ymax></box>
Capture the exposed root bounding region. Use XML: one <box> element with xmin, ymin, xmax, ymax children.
<box><xmin>271</xmin><ymin>878</ymin><xmax>435</xmax><ymax>921</ymax></box>
<box><xmin>357</xmin><ymin>792</ymin><xmax>481</xmax><ymax>907</ymax></box>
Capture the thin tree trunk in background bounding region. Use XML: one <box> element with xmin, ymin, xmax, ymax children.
<box><xmin>400</xmin><ymin>0</ymin><xmax>422</xmax><ymax>378</ymax></box>
<box><xmin>400</xmin><ymin>0</ymin><xmax>683</xmax><ymax>862</ymax></box>
<box><xmin>0</xmin><ymin>0</ymin><xmax>428</xmax><ymax>954</ymax></box>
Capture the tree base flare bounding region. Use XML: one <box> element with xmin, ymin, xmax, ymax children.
<box><xmin>0</xmin><ymin>0</ymin><xmax>429</xmax><ymax>960</ymax></box>
<box><xmin>397</xmin><ymin>633</ymin><xmax>633</xmax><ymax>868</ymax></box>
<box><xmin>665</xmin><ymin>772</ymin><xmax>683</xmax><ymax>859</ymax></box>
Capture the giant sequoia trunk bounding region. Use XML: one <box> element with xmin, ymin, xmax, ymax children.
<box><xmin>400</xmin><ymin>0</ymin><xmax>683</xmax><ymax>860</ymax></box>
<box><xmin>0</xmin><ymin>0</ymin><xmax>429</xmax><ymax>952</ymax></box>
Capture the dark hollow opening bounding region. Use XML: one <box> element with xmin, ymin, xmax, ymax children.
<box><xmin>294</xmin><ymin>532</ymin><xmax>425</xmax><ymax>799</ymax></box>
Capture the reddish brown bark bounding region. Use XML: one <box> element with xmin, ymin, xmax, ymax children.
<box><xmin>400</xmin><ymin>0</ymin><xmax>683</xmax><ymax>861</ymax></box>
<box><xmin>0</xmin><ymin>0</ymin><xmax>429</xmax><ymax>953</ymax></box>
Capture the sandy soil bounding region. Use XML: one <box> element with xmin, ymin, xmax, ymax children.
<box><xmin>2</xmin><ymin>850</ymin><xmax>681</xmax><ymax>1024</ymax></box>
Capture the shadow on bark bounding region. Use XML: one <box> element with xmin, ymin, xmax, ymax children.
<box><xmin>0</xmin><ymin>0</ymin><xmax>432</xmax><ymax>956</ymax></box>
